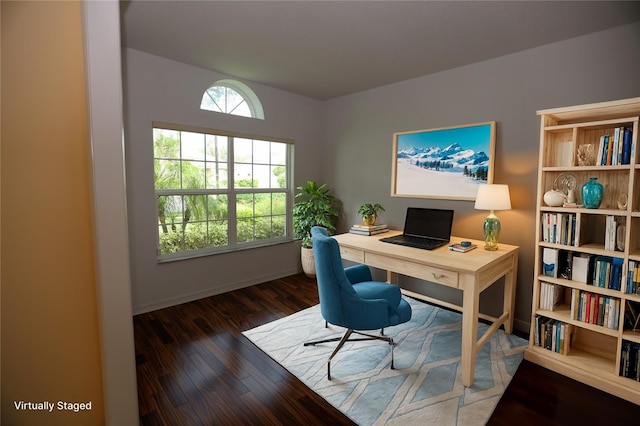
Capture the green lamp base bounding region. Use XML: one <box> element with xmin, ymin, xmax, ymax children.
<box><xmin>483</xmin><ymin>212</ymin><xmax>501</xmax><ymax>251</ymax></box>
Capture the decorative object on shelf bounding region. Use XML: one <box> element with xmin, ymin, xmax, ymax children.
<box><xmin>474</xmin><ymin>184</ymin><xmax>511</xmax><ymax>251</ymax></box>
<box><xmin>581</xmin><ymin>177</ymin><xmax>604</xmax><ymax>209</ymax></box>
<box><xmin>616</xmin><ymin>224</ymin><xmax>626</xmax><ymax>251</ymax></box>
<box><xmin>577</xmin><ymin>143</ymin><xmax>595</xmax><ymax>166</ymax></box>
<box><xmin>543</xmin><ymin>189</ymin><xmax>566</xmax><ymax>207</ymax></box>
<box><xmin>555</xmin><ymin>172</ymin><xmax>578</xmax><ymax>204</ymax></box>
<box><xmin>617</xmin><ymin>192</ymin><xmax>628</xmax><ymax>210</ymax></box>
<box><xmin>357</xmin><ymin>203</ymin><xmax>385</xmax><ymax>226</ymax></box>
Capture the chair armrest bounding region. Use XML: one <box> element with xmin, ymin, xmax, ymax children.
<box><xmin>344</xmin><ymin>264</ymin><xmax>372</xmax><ymax>284</ymax></box>
<box><xmin>352</xmin><ymin>282</ymin><xmax>402</xmax><ymax>310</ymax></box>
<box><xmin>341</xmin><ymin>294</ymin><xmax>391</xmax><ymax>330</ymax></box>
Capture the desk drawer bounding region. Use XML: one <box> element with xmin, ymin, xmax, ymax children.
<box><xmin>340</xmin><ymin>246</ymin><xmax>365</xmax><ymax>263</ymax></box>
<box><xmin>366</xmin><ymin>252</ymin><xmax>459</xmax><ymax>288</ymax></box>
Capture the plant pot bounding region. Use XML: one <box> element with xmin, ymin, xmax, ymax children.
<box><xmin>362</xmin><ymin>215</ymin><xmax>376</xmax><ymax>226</ymax></box>
<box><xmin>300</xmin><ymin>246</ymin><xmax>316</xmax><ymax>278</ymax></box>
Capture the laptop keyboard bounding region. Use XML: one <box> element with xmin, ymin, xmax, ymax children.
<box><xmin>380</xmin><ymin>235</ymin><xmax>446</xmax><ymax>250</ymax></box>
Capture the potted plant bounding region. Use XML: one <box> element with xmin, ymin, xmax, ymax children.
<box><xmin>358</xmin><ymin>203</ymin><xmax>385</xmax><ymax>226</ymax></box>
<box><xmin>293</xmin><ymin>180</ymin><xmax>339</xmax><ymax>277</ymax></box>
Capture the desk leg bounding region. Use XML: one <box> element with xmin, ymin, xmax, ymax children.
<box><xmin>387</xmin><ymin>270</ymin><xmax>399</xmax><ymax>285</ymax></box>
<box><xmin>502</xmin><ymin>253</ymin><xmax>518</xmax><ymax>335</ymax></box>
<box><xmin>461</xmin><ymin>275</ymin><xmax>479</xmax><ymax>387</ymax></box>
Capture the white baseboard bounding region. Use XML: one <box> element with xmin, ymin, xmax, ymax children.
<box><xmin>132</xmin><ymin>267</ymin><xmax>301</xmax><ymax>315</ymax></box>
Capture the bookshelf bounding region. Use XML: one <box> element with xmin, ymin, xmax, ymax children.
<box><xmin>525</xmin><ymin>97</ymin><xmax>640</xmax><ymax>404</ymax></box>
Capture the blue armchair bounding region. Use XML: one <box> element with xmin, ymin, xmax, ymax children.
<box><xmin>305</xmin><ymin>226</ymin><xmax>412</xmax><ymax>379</ymax></box>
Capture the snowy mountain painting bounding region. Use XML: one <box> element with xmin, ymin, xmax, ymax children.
<box><xmin>392</xmin><ymin>122</ymin><xmax>494</xmax><ymax>200</ymax></box>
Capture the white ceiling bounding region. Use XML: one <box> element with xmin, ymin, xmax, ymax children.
<box><xmin>120</xmin><ymin>1</ymin><xmax>640</xmax><ymax>100</ymax></box>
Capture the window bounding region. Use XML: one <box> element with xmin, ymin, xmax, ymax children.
<box><xmin>153</xmin><ymin>123</ymin><xmax>292</xmax><ymax>261</ymax></box>
<box><xmin>200</xmin><ymin>79</ymin><xmax>264</xmax><ymax>119</ymax></box>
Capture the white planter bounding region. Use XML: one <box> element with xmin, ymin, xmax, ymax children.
<box><xmin>300</xmin><ymin>247</ymin><xmax>316</xmax><ymax>278</ymax></box>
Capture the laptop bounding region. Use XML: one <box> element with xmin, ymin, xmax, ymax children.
<box><xmin>379</xmin><ymin>207</ymin><xmax>454</xmax><ymax>250</ymax></box>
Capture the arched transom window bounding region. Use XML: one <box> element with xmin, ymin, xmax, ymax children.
<box><xmin>200</xmin><ymin>79</ymin><xmax>264</xmax><ymax>120</ymax></box>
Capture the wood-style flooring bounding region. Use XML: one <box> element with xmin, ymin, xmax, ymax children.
<box><xmin>134</xmin><ymin>273</ymin><xmax>640</xmax><ymax>425</ymax></box>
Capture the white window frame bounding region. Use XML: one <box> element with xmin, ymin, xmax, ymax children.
<box><xmin>153</xmin><ymin>122</ymin><xmax>293</xmax><ymax>262</ymax></box>
<box><xmin>200</xmin><ymin>79</ymin><xmax>265</xmax><ymax>120</ymax></box>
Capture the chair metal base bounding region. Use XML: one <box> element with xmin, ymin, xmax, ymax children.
<box><xmin>304</xmin><ymin>329</ymin><xmax>395</xmax><ymax>380</ymax></box>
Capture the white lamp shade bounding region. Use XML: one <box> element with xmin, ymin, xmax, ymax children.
<box><xmin>474</xmin><ymin>184</ymin><xmax>511</xmax><ymax>211</ymax></box>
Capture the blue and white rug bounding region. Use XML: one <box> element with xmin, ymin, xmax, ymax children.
<box><xmin>243</xmin><ymin>297</ymin><xmax>528</xmax><ymax>425</ymax></box>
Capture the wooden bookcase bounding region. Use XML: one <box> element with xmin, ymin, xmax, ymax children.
<box><xmin>525</xmin><ymin>97</ymin><xmax>640</xmax><ymax>404</ymax></box>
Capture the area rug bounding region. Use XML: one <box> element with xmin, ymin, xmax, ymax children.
<box><xmin>243</xmin><ymin>297</ymin><xmax>528</xmax><ymax>426</ymax></box>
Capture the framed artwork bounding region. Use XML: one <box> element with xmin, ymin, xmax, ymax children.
<box><xmin>391</xmin><ymin>121</ymin><xmax>496</xmax><ymax>200</ymax></box>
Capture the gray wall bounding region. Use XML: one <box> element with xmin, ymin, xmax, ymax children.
<box><xmin>123</xmin><ymin>49</ymin><xmax>324</xmax><ymax>313</ymax></box>
<box><xmin>123</xmin><ymin>22</ymin><xmax>640</xmax><ymax>331</ymax></box>
<box><xmin>320</xmin><ymin>22</ymin><xmax>640</xmax><ymax>331</ymax></box>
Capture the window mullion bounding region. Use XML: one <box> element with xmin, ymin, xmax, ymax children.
<box><xmin>227</xmin><ymin>100</ymin><xmax>246</xmax><ymax>115</ymax></box>
<box><xmin>156</xmin><ymin>189</ymin><xmax>223</xmax><ymax>196</ymax></box>
<box><xmin>206</xmin><ymin>91</ymin><xmax>222</xmax><ymax>113</ymax></box>
<box><xmin>227</xmin><ymin>136</ymin><xmax>237</xmax><ymax>246</ymax></box>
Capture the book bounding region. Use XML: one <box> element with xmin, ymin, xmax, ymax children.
<box><xmin>572</xmin><ymin>253</ymin><xmax>594</xmax><ymax>284</ymax></box>
<box><xmin>542</xmin><ymin>248</ymin><xmax>559</xmax><ymax>277</ymax></box>
<box><xmin>571</xmin><ymin>288</ymin><xmax>580</xmax><ymax>320</ymax></box>
<box><xmin>596</xmin><ymin>135</ymin><xmax>605</xmax><ymax>165</ymax></box>
<box><xmin>534</xmin><ymin>316</ymin><xmax>574</xmax><ymax>355</ymax></box>
<box><xmin>612</xmin><ymin>127</ymin><xmax>623</xmax><ymax>165</ymax></box>
<box><xmin>622</xmin><ymin>127</ymin><xmax>632</xmax><ymax>164</ymax></box>
<box><xmin>605</xmin><ymin>135</ymin><xmax>613</xmax><ymax>165</ymax></box>
<box><xmin>628</xmin><ymin>260</ymin><xmax>640</xmax><ymax>295</ymax></box>
<box><xmin>351</xmin><ymin>223</ymin><xmax>388</xmax><ymax>231</ymax></box>
<box><xmin>349</xmin><ymin>227</ymin><xmax>388</xmax><ymax>236</ymax></box>
<box><xmin>604</xmin><ymin>215</ymin><xmax>624</xmax><ymax>252</ymax></box>
<box><xmin>540</xmin><ymin>282</ymin><xmax>564</xmax><ymax>311</ymax></box>
<box><xmin>448</xmin><ymin>243</ymin><xmax>477</xmax><ymax>253</ymax></box>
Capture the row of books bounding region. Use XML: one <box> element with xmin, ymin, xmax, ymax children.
<box><xmin>590</xmin><ymin>256</ymin><xmax>625</xmax><ymax>291</ymax></box>
<box><xmin>570</xmin><ymin>289</ymin><xmax>620</xmax><ymax>330</ymax></box>
<box><xmin>533</xmin><ymin>316</ymin><xmax>574</xmax><ymax>355</ymax></box>
<box><xmin>542</xmin><ymin>248</ymin><xmax>625</xmax><ymax>291</ymax></box>
<box><xmin>348</xmin><ymin>223</ymin><xmax>388</xmax><ymax>236</ymax></box>
<box><xmin>626</xmin><ymin>260</ymin><xmax>640</xmax><ymax>295</ymax></box>
<box><xmin>595</xmin><ymin>127</ymin><xmax>633</xmax><ymax>166</ymax></box>
<box><xmin>546</xmin><ymin>251</ymin><xmax>599</xmax><ymax>284</ymax></box>
<box><xmin>541</xmin><ymin>213</ymin><xmax>577</xmax><ymax>246</ymax></box>
<box><xmin>540</xmin><ymin>213</ymin><xmax>625</xmax><ymax>252</ymax></box>
<box><xmin>620</xmin><ymin>341</ymin><xmax>640</xmax><ymax>382</ymax></box>
<box><xmin>604</xmin><ymin>215</ymin><xmax>625</xmax><ymax>252</ymax></box>
<box><xmin>540</xmin><ymin>282</ymin><xmax>564</xmax><ymax>311</ymax></box>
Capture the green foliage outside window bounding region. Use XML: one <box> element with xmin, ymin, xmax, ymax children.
<box><xmin>153</xmin><ymin>127</ymin><xmax>289</xmax><ymax>256</ymax></box>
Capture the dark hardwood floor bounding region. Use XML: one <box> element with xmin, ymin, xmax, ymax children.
<box><xmin>134</xmin><ymin>273</ymin><xmax>640</xmax><ymax>425</ymax></box>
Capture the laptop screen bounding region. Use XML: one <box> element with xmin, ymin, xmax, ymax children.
<box><xmin>403</xmin><ymin>208</ymin><xmax>454</xmax><ymax>241</ymax></box>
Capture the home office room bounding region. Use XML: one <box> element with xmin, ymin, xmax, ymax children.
<box><xmin>3</xmin><ymin>1</ymin><xmax>640</xmax><ymax>425</ymax></box>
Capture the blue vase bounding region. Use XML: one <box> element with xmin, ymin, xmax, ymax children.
<box><xmin>582</xmin><ymin>177</ymin><xmax>603</xmax><ymax>209</ymax></box>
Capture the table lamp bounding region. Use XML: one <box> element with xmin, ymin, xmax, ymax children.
<box><xmin>474</xmin><ymin>184</ymin><xmax>511</xmax><ymax>251</ymax></box>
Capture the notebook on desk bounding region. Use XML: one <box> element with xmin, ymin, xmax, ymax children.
<box><xmin>379</xmin><ymin>207</ymin><xmax>454</xmax><ymax>250</ymax></box>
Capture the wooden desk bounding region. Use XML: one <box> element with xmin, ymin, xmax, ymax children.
<box><xmin>333</xmin><ymin>230</ymin><xmax>519</xmax><ymax>387</ymax></box>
